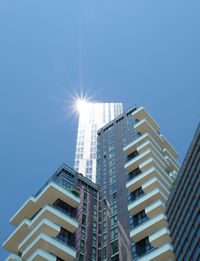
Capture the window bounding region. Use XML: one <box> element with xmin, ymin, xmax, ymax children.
<box><xmin>103</xmin><ymin>221</ymin><xmax>107</xmax><ymax>233</ymax></box>
<box><xmin>80</xmin><ymin>240</ymin><xmax>84</xmax><ymax>253</ymax></box>
<box><xmin>111</xmin><ymin>240</ymin><xmax>118</xmax><ymax>255</ymax></box>
<box><xmin>82</xmin><ymin>215</ymin><xmax>86</xmax><ymax>226</ymax></box>
<box><xmin>110</xmin><ymin>192</ymin><xmax>117</xmax><ymax>203</ymax></box>
<box><xmin>128</xmin><ymin>187</ymin><xmax>144</xmax><ymax>204</ymax></box>
<box><xmin>56</xmin><ymin>228</ymin><xmax>70</xmax><ymax>244</ymax></box>
<box><xmin>92</xmin><ymin>247</ymin><xmax>96</xmax><ymax>260</ymax></box>
<box><xmin>81</xmin><ymin>227</ymin><xmax>85</xmax><ymax>239</ymax></box>
<box><xmin>132</xmin><ymin>210</ymin><xmax>148</xmax><ymax>227</ymax></box>
<box><xmin>103</xmin><ymin>233</ymin><xmax>107</xmax><ymax>245</ymax></box>
<box><xmin>103</xmin><ymin>246</ymin><xmax>107</xmax><ymax>260</ymax></box>
<box><xmin>111</xmin><ymin>226</ymin><xmax>118</xmax><ymax>241</ymax></box>
<box><xmin>111</xmin><ymin>215</ymin><xmax>118</xmax><ymax>228</ymax></box>
<box><xmin>83</xmin><ymin>203</ymin><xmax>87</xmax><ymax>214</ymax></box>
<box><xmin>110</xmin><ymin>202</ymin><xmax>117</xmax><ymax>215</ymax></box>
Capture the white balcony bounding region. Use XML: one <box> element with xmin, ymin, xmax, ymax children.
<box><xmin>29</xmin><ymin>205</ymin><xmax>78</xmax><ymax>234</ymax></box>
<box><xmin>160</xmin><ymin>134</ymin><xmax>179</xmax><ymax>159</ymax></box>
<box><xmin>2</xmin><ymin>219</ymin><xmax>29</xmax><ymax>253</ymax></box>
<box><xmin>128</xmin><ymin>188</ymin><xmax>167</xmax><ymax>216</ymax></box>
<box><xmin>27</xmin><ymin>248</ymin><xmax>57</xmax><ymax>261</ymax></box>
<box><xmin>139</xmin><ymin>158</ymin><xmax>172</xmax><ymax>184</ymax></box>
<box><xmin>165</xmin><ymin>155</ymin><xmax>180</xmax><ymax>173</ymax></box>
<box><xmin>130</xmin><ymin>213</ymin><xmax>168</xmax><ymax>242</ymax></box>
<box><xmin>124</xmin><ymin>133</ymin><xmax>162</xmax><ymax>156</ymax></box>
<box><xmin>137</xmin><ymin>243</ymin><xmax>174</xmax><ymax>261</ymax></box>
<box><xmin>142</xmin><ymin>177</ymin><xmax>170</xmax><ymax>197</ymax></box>
<box><xmin>18</xmin><ymin>218</ymin><xmax>60</xmax><ymax>252</ymax></box>
<box><xmin>132</xmin><ymin>107</ymin><xmax>160</xmax><ymax>132</ymax></box>
<box><xmin>126</xmin><ymin>167</ymin><xmax>171</xmax><ymax>193</ymax></box>
<box><xmin>134</xmin><ymin>119</ymin><xmax>163</xmax><ymax>149</ymax></box>
<box><xmin>22</xmin><ymin>232</ymin><xmax>76</xmax><ymax>260</ymax></box>
<box><xmin>10</xmin><ymin>182</ymin><xmax>80</xmax><ymax>226</ymax></box>
<box><xmin>163</xmin><ymin>148</ymin><xmax>180</xmax><ymax>169</ymax></box>
<box><xmin>149</xmin><ymin>227</ymin><xmax>171</xmax><ymax>248</ymax></box>
<box><xmin>5</xmin><ymin>253</ymin><xmax>23</xmax><ymax>261</ymax></box>
<box><xmin>125</xmin><ymin>148</ymin><xmax>167</xmax><ymax>174</ymax></box>
<box><xmin>145</xmin><ymin>200</ymin><xmax>166</xmax><ymax>218</ymax></box>
<box><xmin>137</xmin><ymin>141</ymin><xmax>169</xmax><ymax>169</ymax></box>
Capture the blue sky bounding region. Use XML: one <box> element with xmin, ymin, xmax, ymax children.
<box><xmin>0</xmin><ymin>0</ymin><xmax>199</xmax><ymax>258</ymax></box>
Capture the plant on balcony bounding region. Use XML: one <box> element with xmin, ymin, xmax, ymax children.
<box><xmin>70</xmin><ymin>188</ymin><xmax>80</xmax><ymax>197</ymax></box>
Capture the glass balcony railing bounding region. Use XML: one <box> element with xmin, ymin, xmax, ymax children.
<box><xmin>130</xmin><ymin>216</ymin><xmax>149</xmax><ymax>230</ymax></box>
<box><xmin>126</xmin><ymin>168</ymin><xmax>142</xmax><ymax>182</ymax></box>
<box><xmin>128</xmin><ymin>192</ymin><xmax>146</xmax><ymax>205</ymax></box>
<box><xmin>53</xmin><ymin>236</ymin><xmax>76</xmax><ymax>251</ymax></box>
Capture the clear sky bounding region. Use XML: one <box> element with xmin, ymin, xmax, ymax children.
<box><xmin>0</xmin><ymin>0</ymin><xmax>199</xmax><ymax>258</ymax></box>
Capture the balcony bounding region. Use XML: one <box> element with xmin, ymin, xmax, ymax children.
<box><xmin>163</xmin><ymin>148</ymin><xmax>180</xmax><ymax>169</ymax></box>
<box><xmin>2</xmin><ymin>219</ymin><xmax>29</xmax><ymax>253</ymax></box>
<box><xmin>149</xmin><ymin>227</ymin><xmax>171</xmax><ymax>248</ymax></box>
<box><xmin>124</xmin><ymin>133</ymin><xmax>162</xmax><ymax>157</ymax></box>
<box><xmin>160</xmin><ymin>134</ymin><xmax>179</xmax><ymax>159</ymax></box>
<box><xmin>10</xmin><ymin>182</ymin><xmax>80</xmax><ymax>226</ymax></box>
<box><xmin>137</xmin><ymin>243</ymin><xmax>174</xmax><ymax>261</ymax></box>
<box><xmin>128</xmin><ymin>188</ymin><xmax>167</xmax><ymax>216</ymax></box>
<box><xmin>22</xmin><ymin>232</ymin><xmax>76</xmax><ymax>260</ymax></box>
<box><xmin>18</xmin><ymin>218</ymin><xmax>60</xmax><ymax>253</ymax></box>
<box><xmin>5</xmin><ymin>253</ymin><xmax>23</xmax><ymax>261</ymax></box>
<box><xmin>142</xmin><ymin>177</ymin><xmax>170</xmax><ymax>197</ymax></box>
<box><xmin>138</xmin><ymin>158</ymin><xmax>172</xmax><ymax>184</ymax></box>
<box><xmin>165</xmin><ymin>155</ymin><xmax>180</xmax><ymax>173</ymax></box>
<box><xmin>132</xmin><ymin>107</ymin><xmax>160</xmax><ymax>132</ymax></box>
<box><xmin>125</xmin><ymin>148</ymin><xmax>167</xmax><ymax>174</ymax></box>
<box><xmin>27</xmin><ymin>248</ymin><xmax>57</xmax><ymax>261</ymax></box>
<box><xmin>29</xmin><ymin>204</ymin><xmax>78</xmax><ymax>234</ymax></box>
<box><xmin>134</xmin><ymin>119</ymin><xmax>163</xmax><ymax>149</ymax></box>
<box><xmin>126</xmin><ymin>167</ymin><xmax>171</xmax><ymax>193</ymax></box>
<box><xmin>145</xmin><ymin>200</ymin><xmax>165</xmax><ymax>218</ymax></box>
<box><xmin>130</xmin><ymin>213</ymin><xmax>168</xmax><ymax>242</ymax></box>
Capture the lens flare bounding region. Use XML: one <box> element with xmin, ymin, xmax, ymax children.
<box><xmin>76</xmin><ymin>99</ymin><xmax>89</xmax><ymax>113</ymax></box>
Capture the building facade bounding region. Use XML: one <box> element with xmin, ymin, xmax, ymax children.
<box><xmin>166</xmin><ymin>123</ymin><xmax>200</xmax><ymax>261</ymax></box>
<box><xmin>3</xmin><ymin>105</ymin><xmax>182</xmax><ymax>261</ymax></box>
<box><xmin>124</xmin><ymin>107</ymin><xmax>180</xmax><ymax>261</ymax></box>
<box><xmin>74</xmin><ymin>102</ymin><xmax>123</xmax><ymax>182</ymax></box>
<box><xmin>3</xmin><ymin>164</ymin><xmax>100</xmax><ymax>261</ymax></box>
<box><xmin>96</xmin><ymin>106</ymin><xmax>180</xmax><ymax>261</ymax></box>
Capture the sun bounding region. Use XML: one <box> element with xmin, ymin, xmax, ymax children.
<box><xmin>76</xmin><ymin>99</ymin><xmax>89</xmax><ymax>113</ymax></box>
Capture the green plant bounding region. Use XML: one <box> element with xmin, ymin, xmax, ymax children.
<box><xmin>70</xmin><ymin>188</ymin><xmax>80</xmax><ymax>197</ymax></box>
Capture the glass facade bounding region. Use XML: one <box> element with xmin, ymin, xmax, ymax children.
<box><xmin>74</xmin><ymin>102</ymin><xmax>123</xmax><ymax>182</ymax></box>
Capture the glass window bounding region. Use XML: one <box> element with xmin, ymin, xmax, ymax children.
<box><xmin>111</xmin><ymin>215</ymin><xmax>118</xmax><ymax>228</ymax></box>
<box><xmin>111</xmin><ymin>240</ymin><xmax>119</xmax><ymax>255</ymax></box>
<box><xmin>111</xmin><ymin>226</ymin><xmax>118</xmax><ymax>241</ymax></box>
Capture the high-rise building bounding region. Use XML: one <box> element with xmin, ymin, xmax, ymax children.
<box><xmin>3</xmin><ymin>104</ymin><xmax>181</xmax><ymax>261</ymax></box>
<box><xmin>166</xmin><ymin>123</ymin><xmax>200</xmax><ymax>261</ymax></box>
<box><xmin>3</xmin><ymin>164</ymin><xmax>100</xmax><ymax>261</ymax></box>
<box><xmin>96</xmin><ymin>105</ymin><xmax>180</xmax><ymax>261</ymax></box>
<box><xmin>74</xmin><ymin>101</ymin><xmax>123</xmax><ymax>182</ymax></box>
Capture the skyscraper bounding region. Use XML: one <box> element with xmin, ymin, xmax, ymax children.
<box><xmin>74</xmin><ymin>101</ymin><xmax>123</xmax><ymax>182</ymax></box>
<box><xmin>96</xmin><ymin>105</ymin><xmax>179</xmax><ymax>261</ymax></box>
<box><xmin>166</xmin><ymin>123</ymin><xmax>200</xmax><ymax>261</ymax></box>
<box><xmin>3</xmin><ymin>103</ymin><xmax>181</xmax><ymax>261</ymax></box>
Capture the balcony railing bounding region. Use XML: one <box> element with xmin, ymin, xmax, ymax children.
<box><xmin>53</xmin><ymin>236</ymin><xmax>76</xmax><ymax>251</ymax></box>
<box><xmin>126</xmin><ymin>168</ymin><xmax>142</xmax><ymax>182</ymax></box>
<box><xmin>128</xmin><ymin>192</ymin><xmax>145</xmax><ymax>205</ymax></box>
<box><xmin>130</xmin><ymin>215</ymin><xmax>149</xmax><ymax>230</ymax></box>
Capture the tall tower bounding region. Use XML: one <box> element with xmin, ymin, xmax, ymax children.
<box><xmin>96</xmin><ymin>105</ymin><xmax>180</xmax><ymax>261</ymax></box>
<box><xmin>166</xmin><ymin>123</ymin><xmax>200</xmax><ymax>261</ymax></box>
<box><xmin>74</xmin><ymin>101</ymin><xmax>123</xmax><ymax>182</ymax></box>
